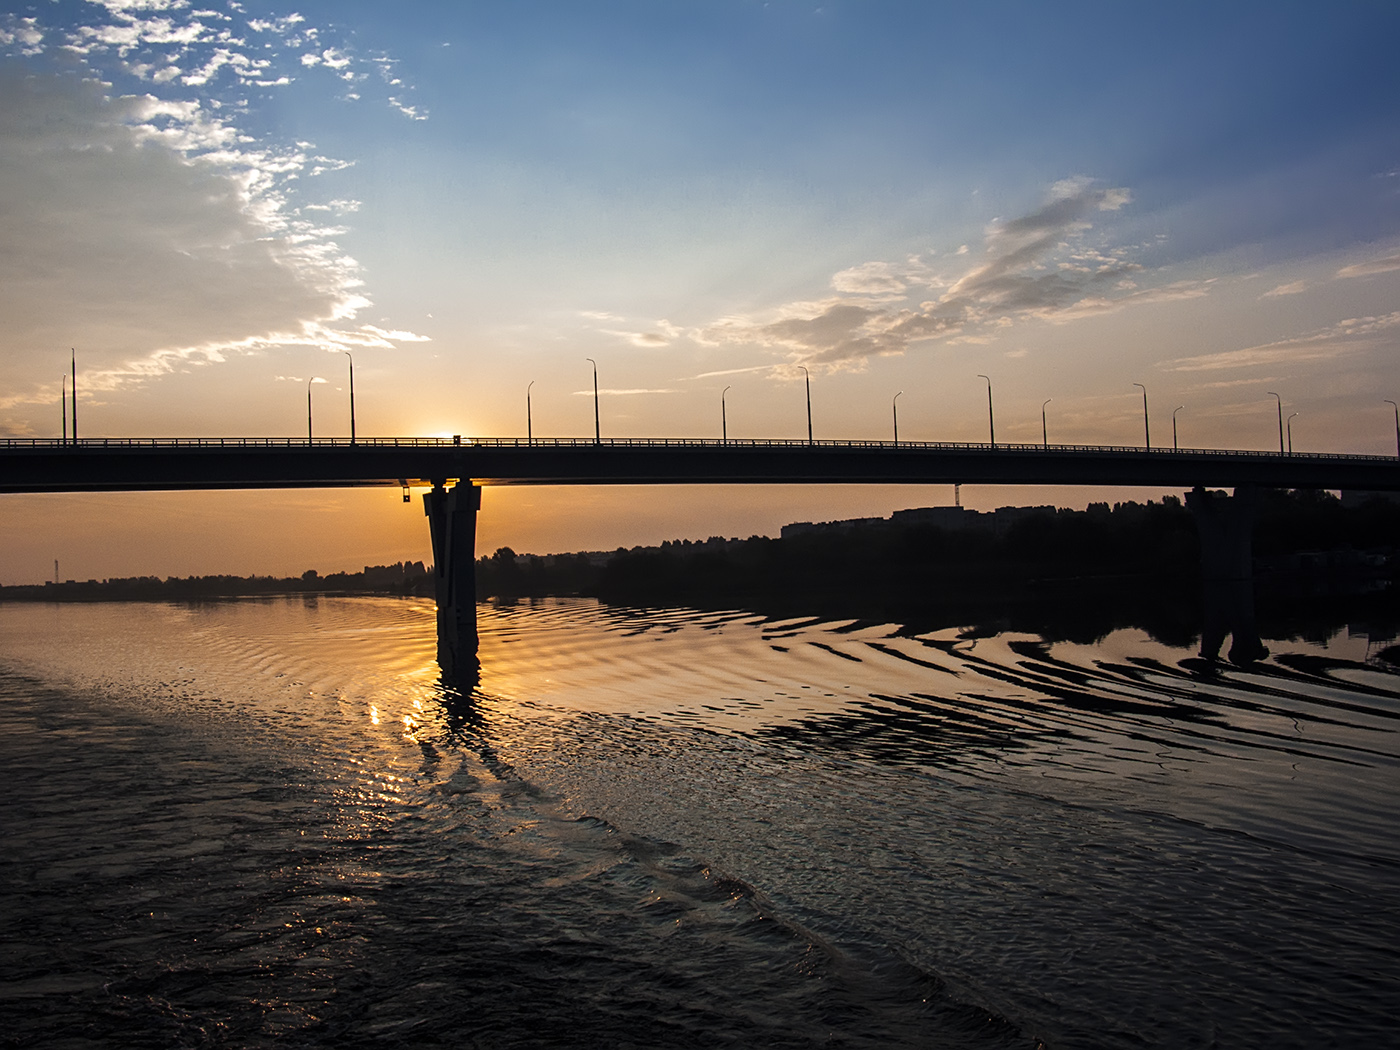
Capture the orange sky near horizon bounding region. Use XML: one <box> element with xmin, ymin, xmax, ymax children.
<box><xmin>3</xmin><ymin>3</ymin><xmax>1399</xmax><ymax>585</ymax></box>
<box><xmin>1</xmin><ymin>481</ymin><xmax>1204</xmax><ymax>586</ymax></box>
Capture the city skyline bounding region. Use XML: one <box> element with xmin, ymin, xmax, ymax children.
<box><xmin>2</xmin><ymin>1</ymin><xmax>1399</xmax><ymax>582</ymax></box>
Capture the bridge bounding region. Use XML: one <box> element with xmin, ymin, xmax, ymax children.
<box><xmin>4</xmin><ymin>435</ymin><xmax>1398</xmax><ymax>678</ymax></box>
<box><xmin>3</xmin><ymin>435</ymin><xmax>1398</xmax><ymax>491</ymax></box>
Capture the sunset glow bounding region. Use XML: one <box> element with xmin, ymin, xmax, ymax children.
<box><xmin>3</xmin><ymin>2</ymin><xmax>1398</xmax><ymax>582</ymax></box>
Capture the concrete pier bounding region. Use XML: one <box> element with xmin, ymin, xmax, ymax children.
<box><xmin>1186</xmin><ymin>485</ymin><xmax>1268</xmax><ymax>664</ymax></box>
<box><xmin>423</xmin><ymin>480</ymin><xmax>481</xmax><ymax>682</ymax></box>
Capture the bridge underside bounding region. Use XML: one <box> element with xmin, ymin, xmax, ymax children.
<box><xmin>2</xmin><ymin>441</ymin><xmax>1398</xmax><ymax>493</ymax></box>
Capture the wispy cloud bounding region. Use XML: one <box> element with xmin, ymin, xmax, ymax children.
<box><xmin>1336</xmin><ymin>252</ymin><xmax>1400</xmax><ymax>279</ymax></box>
<box><xmin>0</xmin><ymin>14</ymin><xmax>43</xmax><ymax>54</ymax></box>
<box><xmin>1262</xmin><ymin>280</ymin><xmax>1308</xmax><ymax>297</ymax></box>
<box><xmin>35</xmin><ymin>2</ymin><xmax>424</xmax><ymax>117</ymax></box>
<box><xmin>689</xmin><ymin>365</ymin><xmax>775</xmax><ymax>380</ymax></box>
<box><xmin>688</xmin><ymin>177</ymin><xmax>1207</xmax><ymax>369</ymax></box>
<box><xmin>584</xmin><ymin>316</ymin><xmax>684</xmax><ymax>349</ymax></box>
<box><xmin>0</xmin><ymin>5</ymin><xmax>429</xmax><ymax>423</ymax></box>
<box><xmin>572</xmin><ymin>388</ymin><xmax>680</xmax><ymax>396</ymax></box>
<box><xmin>1162</xmin><ymin>311</ymin><xmax>1400</xmax><ymax>372</ymax></box>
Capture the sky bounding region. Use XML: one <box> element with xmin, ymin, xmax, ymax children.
<box><xmin>2</xmin><ymin>0</ymin><xmax>1399</xmax><ymax>583</ymax></box>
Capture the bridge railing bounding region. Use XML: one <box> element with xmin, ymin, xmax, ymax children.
<box><xmin>0</xmin><ymin>435</ymin><xmax>1395</xmax><ymax>463</ymax></box>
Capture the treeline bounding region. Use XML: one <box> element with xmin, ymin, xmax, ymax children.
<box><xmin>7</xmin><ymin>493</ymin><xmax>1397</xmax><ymax>639</ymax></box>
<box><xmin>478</xmin><ymin>497</ymin><xmax>1204</xmax><ymax>635</ymax></box>
<box><xmin>0</xmin><ymin>561</ymin><xmax>432</xmax><ymax>602</ymax></box>
<box><xmin>473</xmin><ymin>491</ymin><xmax>1400</xmax><ymax>643</ymax></box>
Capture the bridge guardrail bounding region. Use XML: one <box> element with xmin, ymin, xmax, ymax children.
<box><xmin>0</xmin><ymin>434</ymin><xmax>1396</xmax><ymax>463</ymax></box>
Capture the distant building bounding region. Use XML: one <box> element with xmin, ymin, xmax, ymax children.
<box><xmin>991</xmin><ymin>505</ymin><xmax>1056</xmax><ymax>532</ymax></box>
<box><xmin>780</xmin><ymin>517</ymin><xmax>884</xmax><ymax>539</ymax></box>
<box><xmin>1340</xmin><ymin>490</ymin><xmax>1400</xmax><ymax>509</ymax></box>
<box><xmin>361</xmin><ymin>561</ymin><xmax>428</xmax><ymax>586</ymax></box>
<box><xmin>890</xmin><ymin>506</ymin><xmax>981</xmax><ymax>530</ymax></box>
<box><xmin>780</xmin><ymin>503</ymin><xmax>1061</xmax><ymax>540</ymax></box>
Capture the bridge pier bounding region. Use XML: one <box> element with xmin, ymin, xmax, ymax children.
<box><xmin>423</xmin><ymin>480</ymin><xmax>481</xmax><ymax>683</ymax></box>
<box><xmin>1186</xmin><ymin>485</ymin><xmax>1267</xmax><ymax>664</ymax></box>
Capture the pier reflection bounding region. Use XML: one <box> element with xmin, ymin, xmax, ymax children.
<box><xmin>1200</xmin><ymin>578</ymin><xmax>1267</xmax><ymax>663</ymax></box>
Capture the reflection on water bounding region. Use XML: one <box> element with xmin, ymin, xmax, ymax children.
<box><xmin>1</xmin><ymin>595</ymin><xmax>1397</xmax><ymax>1048</ymax></box>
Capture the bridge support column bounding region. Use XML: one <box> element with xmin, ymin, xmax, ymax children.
<box><xmin>424</xmin><ymin>480</ymin><xmax>481</xmax><ymax>683</ymax></box>
<box><xmin>1186</xmin><ymin>485</ymin><xmax>1267</xmax><ymax>664</ymax></box>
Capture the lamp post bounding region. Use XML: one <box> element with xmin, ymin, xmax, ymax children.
<box><xmin>1286</xmin><ymin>412</ymin><xmax>1298</xmax><ymax>454</ymax></box>
<box><xmin>343</xmin><ymin>351</ymin><xmax>356</xmax><ymax>443</ymax></box>
<box><xmin>1172</xmin><ymin>405</ymin><xmax>1185</xmax><ymax>450</ymax></box>
<box><xmin>977</xmin><ymin>375</ymin><xmax>994</xmax><ymax>446</ymax></box>
<box><xmin>307</xmin><ymin>376</ymin><xmax>321</xmax><ymax>441</ymax></box>
<box><xmin>800</xmin><ymin>366</ymin><xmax>812</xmax><ymax>445</ymax></box>
<box><xmin>586</xmin><ymin>358</ymin><xmax>599</xmax><ymax>444</ymax></box>
<box><xmin>1386</xmin><ymin>400</ymin><xmax>1400</xmax><ymax>459</ymax></box>
<box><xmin>1267</xmin><ymin>391</ymin><xmax>1283</xmax><ymax>453</ymax></box>
<box><xmin>1133</xmin><ymin>382</ymin><xmax>1150</xmax><ymax>449</ymax></box>
<box><xmin>527</xmin><ymin>381</ymin><xmax>535</xmax><ymax>444</ymax></box>
<box><xmin>722</xmin><ymin>385</ymin><xmax>731</xmax><ymax>443</ymax></box>
<box><xmin>70</xmin><ymin>349</ymin><xmax>77</xmax><ymax>442</ymax></box>
<box><xmin>61</xmin><ymin>374</ymin><xmax>67</xmax><ymax>444</ymax></box>
<box><xmin>892</xmin><ymin>391</ymin><xmax>902</xmax><ymax>445</ymax></box>
<box><xmin>1041</xmin><ymin>398</ymin><xmax>1051</xmax><ymax>448</ymax></box>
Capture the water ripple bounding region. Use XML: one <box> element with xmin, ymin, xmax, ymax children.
<box><xmin>1</xmin><ymin>596</ymin><xmax>1396</xmax><ymax>1049</ymax></box>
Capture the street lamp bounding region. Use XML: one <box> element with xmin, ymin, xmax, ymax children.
<box><xmin>892</xmin><ymin>391</ymin><xmax>902</xmax><ymax>445</ymax></box>
<box><xmin>1041</xmin><ymin>398</ymin><xmax>1051</xmax><ymax>448</ymax></box>
<box><xmin>1172</xmin><ymin>405</ymin><xmax>1185</xmax><ymax>450</ymax></box>
<box><xmin>722</xmin><ymin>385</ymin><xmax>731</xmax><ymax>443</ymax></box>
<box><xmin>307</xmin><ymin>376</ymin><xmax>321</xmax><ymax>441</ymax></box>
<box><xmin>1133</xmin><ymin>383</ymin><xmax>1150</xmax><ymax>449</ymax></box>
<box><xmin>586</xmin><ymin>358</ymin><xmax>599</xmax><ymax>444</ymax></box>
<box><xmin>61</xmin><ymin>374</ymin><xmax>67</xmax><ymax>444</ymax></box>
<box><xmin>527</xmin><ymin>381</ymin><xmax>535</xmax><ymax>444</ymax></box>
<box><xmin>1267</xmin><ymin>391</ymin><xmax>1283</xmax><ymax>453</ymax></box>
<box><xmin>1386</xmin><ymin>400</ymin><xmax>1400</xmax><ymax>459</ymax></box>
<box><xmin>70</xmin><ymin>349</ymin><xmax>77</xmax><ymax>443</ymax></box>
<box><xmin>1287</xmin><ymin>412</ymin><xmax>1298</xmax><ymax>454</ymax></box>
<box><xmin>343</xmin><ymin>351</ymin><xmax>356</xmax><ymax>443</ymax></box>
<box><xmin>977</xmin><ymin>375</ymin><xmax>994</xmax><ymax>446</ymax></box>
<box><xmin>800</xmin><ymin>366</ymin><xmax>812</xmax><ymax>445</ymax></box>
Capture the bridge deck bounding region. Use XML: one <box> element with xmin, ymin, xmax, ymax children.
<box><xmin>2</xmin><ymin>436</ymin><xmax>1398</xmax><ymax>492</ymax></box>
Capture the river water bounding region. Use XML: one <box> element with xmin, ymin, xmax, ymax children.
<box><xmin>0</xmin><ymin>595</ymin><xmax>1396</xmax><ymax>1049</ymax></box>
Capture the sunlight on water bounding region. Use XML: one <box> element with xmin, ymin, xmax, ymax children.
<box><xmin>1</xmin><ymin>595</ymin><xmax>1397</xmax><ymax>1049</ymax></box>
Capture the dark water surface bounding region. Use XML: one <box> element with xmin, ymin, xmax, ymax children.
<box><xmin>0</xmin><ymin>597</ymin><xmax>1396</xmax><ymax>1049</ymax></box>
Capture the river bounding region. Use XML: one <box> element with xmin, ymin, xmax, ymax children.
<box><xmin>1</xmin><ymin>595</ymin><xmax>1396</xmax><ymax>1048</ymax></box>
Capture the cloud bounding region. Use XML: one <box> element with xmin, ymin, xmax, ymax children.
<box><xmin>0</xmin><ymin>2</ymin><xmax>434</xmax><ymax>427</ymax></box>
<box><xmin>589</xmin><ymin>317</ymin><xmax>683</xmax><ymax>348</ymax></box>
<box><xmin>829</xmin><ymin>259</ymin><xmax>927</xmax><ymax>298</ymax></box>
<box><xmin>1262</xmin><ymin>280</ymin><xmax>1307</xmax><ymax>297</ymax></box>
<box><xmin>1052</xmin><ymin>278</ymin><xmax>1212</xmax><ymax>319</ymax></box>
<box><xmin>1161</xmin><ymin>311</ymin><xmax>1400</xmax><ymax>372</ymax></box>
<box><xmin>1336</xmin><ymin>252</ymin><xmax>1400</xmax><ymax>278</ymax></box>
<box><xmin>572</xmin><ymin>388</ymin><xmax>680</xmax><ymax>396</ymax></box>
<box><xmin>942</xmin><ymin>177</ymin><xmax>1134</xmax><ymax>307</ymax></box>
<box><xmin>690</xmin><ymin>365</ymin><xmax>775</xmax><ymax>380</ymax></box>
<box><xmin>0</xmin><ymin>71</ymin><xmax>425</xmax><ymax>418</ymax></box>
<box><xmin>0</xmin><ymin>15</ymin><xmax>43</xmax><ymax>54</ymax></box>
<box><xmin>359</xmin><ymin>324</ymin><xmax>431</xmax><ymax>343</ymax></box>
<box><xmin>11</xmin><ymin>1</ymin><xmax>423</xmax><ymax>118</ymax></box>
<box><xmin>693</xmin><ymin>178</ymin><xmax>1204</xmax><ymax>369</ymax></box>
<box><xmin>388</xmin><ymin>98</ymin><xmax>426</xmax><ymax>120</ymax></box>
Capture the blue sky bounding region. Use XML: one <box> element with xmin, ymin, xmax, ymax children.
<box><xmin>2</xmin><ymin>0</ymin><xmax>1399</xmax><ymax>580</ymax></box>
